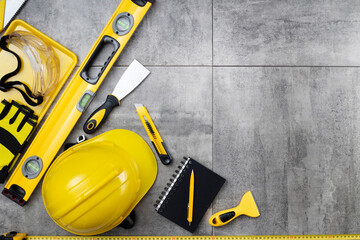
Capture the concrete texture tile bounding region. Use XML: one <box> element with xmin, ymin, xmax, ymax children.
<box><xmin>213</xmin><ymin>0</ymin><xmax>360</xmax><ymax>66</ymax></box>
<box><xmin>0</xmin><ymin>66</ymin><xmax>212</xmax><ymax>235</ymax></box>
<box><xmin>17</xmin><ymin>0</ymin><xmax>212</xmax><ymax>66</ymax></box>
<box><xmin>116</xmin><ymin>0</ymin><xmax>213</xmax><ymax>66</ymax></box>
<box><xmin>213</xmin><ymin>67</ymin><xmax>291</xmax><ymax>235</ymax></box>
<box><xmin>213</xmin><ymin>67</ymin><xmax>360</xmax><ymax>235</ymax></box>
<box><xmin>286</xmin><ymin>68</ymin><xmax>360</xmax><ymax>234</ymax></box>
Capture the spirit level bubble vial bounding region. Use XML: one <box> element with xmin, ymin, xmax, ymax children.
<box><xmin>3</xmin><ymin>0</ymin><xmax>155</xmax><ymax>206</ymax></box>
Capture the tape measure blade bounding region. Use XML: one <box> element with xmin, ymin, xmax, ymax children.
<box><xmin>27</xmin><ymin>235</ymin><xmax>360</xmax><ymax>240</ymax></box>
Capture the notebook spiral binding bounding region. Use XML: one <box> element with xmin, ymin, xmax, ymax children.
<box><xmin>154</xmin><ymin>157</ymin><xmax>191</xmax><ymax>212</ymax></box>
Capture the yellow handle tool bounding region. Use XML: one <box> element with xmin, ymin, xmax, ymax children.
<box><xmin>209</xmin><ymin>191</ymin><xmax>260</xmax><ymax>227</ymax></box>
<box><xmin>3</xmin><ymin>0</ymin><xmax>154</xmax><ymax>206</ymax></box>
<box><xmin>83</xmin><ymin>60</ymin><xmax>150</xmax><ymax>134</ymax></box>
<box><xmin>135</xmin><ymin>104</ymin><xmax>172</xmax><ymax>165</ymax></box>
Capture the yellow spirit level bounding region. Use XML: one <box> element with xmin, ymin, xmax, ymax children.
<box><xmin>0</xmin><ymin>1</ymin><xmax>5</xmax><ymax>32</ymax></box>
<box><xmin>135</xmin><ymin>104</ymin><xmax>172</xmax><ymax>165</ymax></box>
<box><xmin>2</xmin><ymin>0</ymin><xmax>154</xmax><ymax>206</ymax></box>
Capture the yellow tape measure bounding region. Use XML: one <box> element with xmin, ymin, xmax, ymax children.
<box><xmin>24</xmin><ymin>235</ymin><xmax>360</xmax><ymax>240</ymax></box>
<box><xmin>4</xmin><ymin>233</ymin><xmax>360</xmax><ymax>240</ymax></box>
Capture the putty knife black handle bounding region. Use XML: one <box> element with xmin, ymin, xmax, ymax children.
<box><xmin>83</xmin><ymin>95</ymin><xmax>120</xmax><ymax>134</ymax></box>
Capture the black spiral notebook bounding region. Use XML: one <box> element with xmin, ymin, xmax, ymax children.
<box><xmin>155</xmin><ymin>157</ymin><xmax>226</xmax><ymax>233</ymax></box>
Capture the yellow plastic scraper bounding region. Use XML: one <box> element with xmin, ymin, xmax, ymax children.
<box><xmin>209</xmin><ymin>191</ymin><xmax>260</xmax><ymax>227</ymax></box>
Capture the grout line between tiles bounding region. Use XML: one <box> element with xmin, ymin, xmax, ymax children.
<box><xmin>78</xmin><ymin>65</ymin><xmax>360</xmax><ymax>68</ymax></box>
<box><xmin>213</xmin><ymin>65</ymin><xmax>360</xmax><ymax>68</ymax></box>
<box><xmin>211</xmin><ymin>0</ymin><xmax>215</xmax><ymax>236</ymax></box>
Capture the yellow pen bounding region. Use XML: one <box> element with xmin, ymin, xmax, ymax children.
<box><xmin>188</xmin><ymin>170</ymin><xmax>195</xmax><ymax>226</ymax></box>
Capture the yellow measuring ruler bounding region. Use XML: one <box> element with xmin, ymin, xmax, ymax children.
<box><xmin>4</xmin><ymin>233</ymin><xmax>360</xmax><ymax>240</ymax></box>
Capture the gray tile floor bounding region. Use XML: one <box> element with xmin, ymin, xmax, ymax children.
<box><xmin>2</xmin><ymin>0</ymin><xmax>360</xmax><ymax>236</ymax></box>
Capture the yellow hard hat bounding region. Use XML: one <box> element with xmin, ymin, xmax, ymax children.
<box><xmin>42</xmin><ymin>129</ymin><xmax>157</xmax><ymax>235</ymax></box>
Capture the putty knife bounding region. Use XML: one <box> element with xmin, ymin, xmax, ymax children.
<box><xmin>83</xmin><ymin>60</ymin><xmax>150</xmax><ymax>134</ymax></box>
